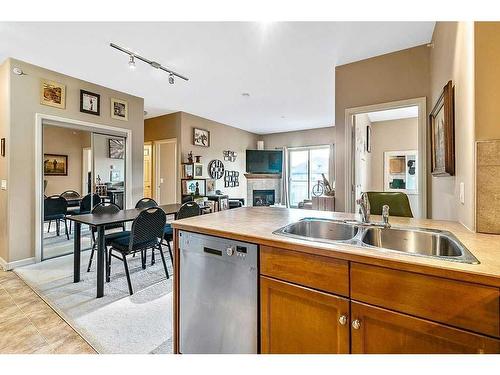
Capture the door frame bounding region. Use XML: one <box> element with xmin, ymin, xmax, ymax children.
<box><xmin>153</xmin><ymin>138</ymin><xmax>177</xmax><ymax>204</ymax></box>
<box><xmin>344</xmin><ymin>97</ymin><xmax>427</xmax><ymax>218</ymax></box>
<box><xmin>143</xmin><ymin>142</ymin><xmax>153</xmax><ymax>198</ymax></box>
<box><xmin>35</xmin><ymin>113</ymin><xmax>132</xmax><ymax>263</ymax></box>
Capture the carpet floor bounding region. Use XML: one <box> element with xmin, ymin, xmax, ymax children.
<box><xmin>15</xmin><ymin>249</ymin><xmax>173</xmax><ymax>354</ymax></box>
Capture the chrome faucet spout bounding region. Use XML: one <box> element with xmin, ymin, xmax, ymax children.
<box><xmin>382</xmin><ymin>204</ymin><xmax>391</xmax><ymax>228</ymax></box>
<box><xmin>356</xmin><ymin>193</ymin><xmax>370</xmax><ymax>224</ymax></box>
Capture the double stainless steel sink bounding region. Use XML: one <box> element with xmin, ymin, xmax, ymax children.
<box><xmin>273</xmin><ymin>218</ymin><xmax>479</xmax><ymax>264</ymax></box>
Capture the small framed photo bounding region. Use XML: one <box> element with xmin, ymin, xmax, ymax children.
<box><xmin>40</xmin><ymin>79</ymin><xmax>66</xmax><ymax>109</ymax></box>
<box><xmin>207</xmin><ymin>179</ymin><xmax>216</xmax><ymax>195</ymax></box>
<box><xmin>44</xmin><ymin>154</ymin><xmax>68</xmax><ymax>176</ymax></box>
<box><xmin>109</xmin><ymin>139</ymin><xmax>125</xmax><ymax>159</ymax></box>
<box><xmin>193</xmin><ymin>128</ymin><xmax>210</xmax><ymax>147</ymax></box>
<box><xmin>110</xmin><ymin>170</ymin><xmax>121</xmax><ymax>182</ymax></box>
<box><xmin>80</xmin><ymin>90</ymin><xmax>100</xmax><ymax>116</ymax></box>
<box><xmin>111</xmin><ymin>98</ymin><xmax>128</xmax><ymax>121</ymax></box>
<box><xmin>194</xmin><ymin>163</ymin><xmax>203</xmax><ymax>178</ymax></box>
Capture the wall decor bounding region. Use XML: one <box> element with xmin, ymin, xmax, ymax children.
<box><xmin>224</xmin><ymin>170</ymin><xmax>240</xmax><ymax>188</ymax></box>
<box><xmin>111</xmin><ymin>98</ymin><xmax>128</xmax><ymax>121</ymax></box>
<box><xmin>208</xmin><ymin>159</ymin><xmax>225</xmax><ymax>179</ymax></box>
<box><xmin>1</xmin><ymin>138</ymin><xmax>5</xmax><ymax>157</ymax></box>
<box><xmin>110</xmin><ymin>170</ymin><xmax>121</xmax><ymax>182</ymax></box>
<box><xmin>194</xmin><ymin>163</ymin><xmax>204</xmax><ymax>178</ymax></box>
<box><xmin>80</xmin><ymin>89</ymin><xmax>100</xmax><ymax>116</ymax></box>
<box><xmin>182</xmin><ymin>179</ymin><xmax>206</xmax><ymax>196</ymax></box>
<box><xmin>109</xmin><ymin>139</ymin><xmax>125</xmax><ymax>159</ymax></box>
<box><xmin>43</xmin><ymin>154</ymin><xmax>68</xmax><ymax>176</ymax></box>
<box><xmin>40</xmin><ymin>79</ymin><xmax>66</xmax><ymax>109</ymax></box>
<box><xmin>193</xmin><ymin>128</ymin><xmax>210</xmax><ymax>147</ymax></box>
<box><xmin>430</xmin><ymin>80</ymin><xmax>455</xmax><ymax>176</ymax></box>
<box><xmin>366</xmin><ymin>125</ymin><xmax>371</xmax><ymax>153</ymax></box>
<box><xmin>223</xmin><ymin>150</ymin><xmax>237</xmax><ymax>162</ymax></box>
<box><xmin>207</xmin><ymin>179</ymin><xmax>216</xmax><ymax>195</ymax></box>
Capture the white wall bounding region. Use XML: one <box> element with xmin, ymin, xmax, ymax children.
<box><xmin>93</xmin><ymin>134</ymin><xmax>125</xmax><ymax>184</ymax></box>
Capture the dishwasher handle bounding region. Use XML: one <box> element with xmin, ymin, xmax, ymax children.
<box><xmin>203</xmin><ymin>247</ymin><xmax>223</xmax><ymax>256</ymax></box>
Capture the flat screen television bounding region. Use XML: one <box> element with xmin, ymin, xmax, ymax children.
<box><xmin>246</xmin><ymin>150</ymin><xmax>283</xmax><ymax>174</ymax></box>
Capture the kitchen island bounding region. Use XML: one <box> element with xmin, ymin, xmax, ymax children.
<box><xmin>171</xmin><ymin>207</ymin><xmax>500</xmax><ymax>354</ymax></box>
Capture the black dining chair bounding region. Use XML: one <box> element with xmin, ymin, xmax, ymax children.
<box><xmin>87</xmin><ymin>202</ymin><xmax>129</xmax><ymax>273</ymax></box>
<box><xmin>60</xmin><ymin>190</ymin><xmax>81</xmax><ymax>207</ymax></box>
<box><xmin>135</xmin><ymin>197</ymin><xmax>158</xmax><ymax>209</ymax></box>
<box><xmin>107</xmin><ymin>207</ymin><xmax>167</xmax><ymax>295</ymax></box>
<box><xmin>44</xmin><ymin>195</ymin><xmax>69</xmax><ymax>240</ymax></box>
<box><xmin>163</xmin><ymin>201</ymin><xmax>201</xmax><ymax>266</ymax></box>
<box><xmin>67</xmin><ymin>193</ymin><xmax>102</xmax><ymax>233</ymax></box>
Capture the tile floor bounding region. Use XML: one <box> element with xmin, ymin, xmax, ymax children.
<box><xmin>0</xmin><ymin>268</ymin><xmax>96</xmax><ymax>354</ymax></box>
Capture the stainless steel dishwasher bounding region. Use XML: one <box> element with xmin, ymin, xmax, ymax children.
<box><xmin>179</xmin><ymin>231</ymin><xmax>258</xmax><ymax>354</ymax></box>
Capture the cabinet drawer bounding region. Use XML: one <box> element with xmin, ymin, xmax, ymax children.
<box><xmin>351</xmin><ymin>301</ymin><xmax>500</xmax><ymax>354</ymax></box>
<box><xmin>260</xmin><ymin>246</ymin><xmax>349</xmax><ymax>296</ymax></box>
<box><xmin>351</xmin><ymin>263</ymin><xmax>500</xmax><ymax>337</ymax></box>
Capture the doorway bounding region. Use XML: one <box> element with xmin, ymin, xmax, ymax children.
<box><xmin>154</xmin><ymin>139</ymin><xmax>177</xmax><ymax>205</ymax></box>
<box><xmin>345</xmin><ymin>98</ymin><xmax>427</xmax><ymax>218</ymax></box>
<box><xmin>143</xmin><ymin>143</ymin><xmax>153</xmax><ymax>198</ymax></box>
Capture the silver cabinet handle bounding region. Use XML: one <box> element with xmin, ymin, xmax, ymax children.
<box><xmin>338</xmin><ymin>315</ymin><xmax>348</xmax><ymax>325</ymax></box>
<box><xmin>351</xmin><ymin>319</ymin><xmax>361</xmax><ymax>330</ymax></box>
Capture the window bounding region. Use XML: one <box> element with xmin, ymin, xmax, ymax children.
<box><xmin>289</xmin><ymin>145</ymin><xmax>333</xmax><ymax>207</ymax></box>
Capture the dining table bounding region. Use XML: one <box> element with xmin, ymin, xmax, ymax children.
<box><xmin>67</xmin><ymin>203</ymin><xmax>182</xmax><ymax>298</ymax></box>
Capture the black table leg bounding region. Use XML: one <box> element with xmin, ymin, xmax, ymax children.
<box><xmin>73</xmin><ymin>222</ymin><xmax>81</xmax><ymax>283</ymax></box>
<box><xmin>96</xmin><ymin>225</ymin><xmax>105</xmax><ymax>298</ymax></box>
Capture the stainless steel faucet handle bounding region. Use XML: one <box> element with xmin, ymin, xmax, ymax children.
<box><xmin>382</xmin><ymin>204</ymin><xmax>390</xmax><ymax>227</ymax></box>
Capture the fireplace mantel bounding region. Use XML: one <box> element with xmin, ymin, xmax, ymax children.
<box><xmin>244</xmin><ymin>173</ymin><xmax>281</xmax><ymax>179</ymax></box>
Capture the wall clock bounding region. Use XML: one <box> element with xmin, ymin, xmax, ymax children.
<box><xmin>208</xmin><ymin>159</ymin><xmax>225</xmax><ymax>180</ymax></box>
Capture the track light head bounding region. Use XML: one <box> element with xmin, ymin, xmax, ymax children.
<box><xmin>128</xmin><ymin>55</ymin><xmax>136</xmax><ymax>70</ymax></box>
<box><xmin>169</xmin><ymin>73</ymin><xmax>175</xmax><ymax>85</ymax></box>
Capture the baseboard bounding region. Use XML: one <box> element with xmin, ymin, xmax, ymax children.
<box><xmin>0</xmin><ymin>256</ymin><xmax>35</xmax><ymax>271</ymax></box>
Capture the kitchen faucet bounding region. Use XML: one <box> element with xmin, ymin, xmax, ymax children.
<box><xmin>356</xmin><ymin>193</ymin><xmax>391</xmax><ymax>228</ymax></box>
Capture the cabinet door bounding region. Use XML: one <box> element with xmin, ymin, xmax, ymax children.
<box><xmin>351</xmin><ymin>302</ymin><xmax>500</xmax><ymax>354</ymax></box>
<box><xmin>260</xmin><ymin>276</ymin><xmax>349</xmax><ymax>354</ymax></box>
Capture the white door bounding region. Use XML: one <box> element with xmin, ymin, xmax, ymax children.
<box><xmin>155</xmin><ymin>139</ymin><xmax>177</xmax><ymax>204</ymax></box>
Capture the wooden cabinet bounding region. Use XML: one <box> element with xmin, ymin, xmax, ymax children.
<box><xmin>260</xmin><ymin>276</ymin><xmax>350</xmax><ymax>354</ymax></box>
<box><xmin>350</xmin><ymin>302</ymin><xmax>500</xmax><ymax>354</ymax></box>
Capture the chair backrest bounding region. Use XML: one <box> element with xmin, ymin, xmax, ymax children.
<box><xmin>129</xmin><ymin>207</ymin><xmax>166</xmax><ymax>251</ymax></box>
<box><xmin>80</xmin><ymin>193</ymin><xmax>102</xmax><ymax>213</ymax></box>
<box><xmin>92</xmin><ymin>202</ymin><xmax>121</xmax><ymax>215</ymax></box>
<box><xmin>176</xmin><ymin>201</ymin><xmax>202</xmax><ymax>220</ymax></box>
<box><xmin>44</xmin><ymin>195</ymin><xmax>68</xmax><ymax>219</ymax></box>
<box><xmin>135</xmin><ymin>197</ymin><xmax>158</xmax><ymax>209</ymax></box>
<box><xmin>60</xmin><ymin>190</ymin><xmax>81</xmax><ymax>199</ymax></box>
<box><xmin>365</xmin><ymin>192</ymin><xmax>413</xmax><ymax>218</ymax></box>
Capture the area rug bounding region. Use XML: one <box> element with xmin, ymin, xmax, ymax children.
<box><xmin>14</xmin><ymin>250</ymin><xmax>173</xmax><ymax>354</ymax></box>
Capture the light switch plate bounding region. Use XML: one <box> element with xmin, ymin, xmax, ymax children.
<box><xmin>459</xmin><ymin>182</ymin><xmax>465</xmax><ymax>204</ymax></box>
<box><xmin>1</xmin><ymin>179</ymin><xmax>7</xmax><ymax>190</ymax></box>
<box><xmin>160</xmin><ymin>178</ymin><xmax>164</xmax><ymax>183</ymax></box>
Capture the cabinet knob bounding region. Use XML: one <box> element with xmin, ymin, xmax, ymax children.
<box><xmin>338</xmin><ymin>315</ymin><xmax>348</xmax><ymax>325</ymax></box>
<box><xmin>351</xmin><ymin>319</ymin><xmax>361</xmax><ymax>330</ymax></box>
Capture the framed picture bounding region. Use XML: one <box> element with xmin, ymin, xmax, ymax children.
<box><xmin>194</xmin><ymin>163</ymin><xmax>204</xmax><ymax>178</ymax></box>
<box><xmin>182</xmin><ymin>164</ymin><xmax>194</xmax><ymax>179</ymax></box>
<box><xmin>111</xmin><ymin>98</ymin><xmax>128</xmax><ymax>121</ymax></box>
<box><xmin>110</xmin><ymin>170</ymin><xmax>121</xmax><ymax>182</ymax></box>
<box><xmin>80</xmin><ymin>90</ymin><xmax>100</xmax><ymax>116</ymax></box>
<box><xmin>193</xmin><ymin>128</ymin><xmax>210</xmax><ymax>147</ymax></box>
<box><xmin>207</xmin><ymin>179</ymin><xmax>216</xmax><ymax>195</ymax></box>
<box><xmin>109</xmin><ymin>139</ymin><xmax>125</xmax><ymax>159</ymax></box>
<box><xmin>44</xmin><ymin>154</ymin><xmax>68</xmax><ymax>176</ymax></box>
<box><xmin>430</xmin><ymin>80</ymin><xmax>455</xmax><ymax>176</ymax></box>
<box><xmin>1</xmin><ymin>138</ymin><xmax>5</xmax><ymax>157</ymax></box>
<box><xmin>40</xmin><ymin>79</ymin><xmax>66</xmax><ymax>109</ymax></box>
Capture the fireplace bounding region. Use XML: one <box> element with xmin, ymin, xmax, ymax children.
<box><xmin>253</xmin><ymin>189</ymin><xmax>275</xmax><ymax>206</ymax></box>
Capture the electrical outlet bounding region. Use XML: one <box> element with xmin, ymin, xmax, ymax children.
<box><xmin>459</xmin><ymin>182</ymin><xmax>465</xmax><ymax>204</ymax></box>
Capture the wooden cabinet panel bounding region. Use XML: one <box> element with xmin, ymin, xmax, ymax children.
<box><xmin>260</xmin><ymin>246</ymin><xmax>349</xmax><ymax>296</ymax></box>
<box><xmin>351</xmin><ymin>302</ymin><xmax>500</xmax><ymax>354</ymax></box>
<box><xmin>260</xmin><ymin>276</ymin><xmax>350</xmax><ymax>354</ymax></box>
<box><xmin>351</xmin><ymin>263</ymin><xmax>500</xmax><ymax>337</ymax></box>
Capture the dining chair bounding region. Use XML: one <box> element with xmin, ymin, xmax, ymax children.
<box><xmin>60</xmin><ymin>190</ymin><xmax>81</xmax><ymax>207</ymax></box>
<box><xmin>67</xmin><ymin>193</ymin><xmax>102</xmax><ymax>232</ymax></box>
<box><xmin>44</xmin><ymin>195</ymin><xmax>69</xmax><ymax>240</ymax></box>
<box><xmin>163</xmin><ymin>201</ymin><xmax>202</xmax><ymax>266</ymax></box>
<box><xmin>135</xmin><ymin>197</ymin><xmax>158</xmax><ymax>209</ymax></box>
<box><xmin>87</xmin><ymin>202</ymin><xmax>129</xmax><ymax>273</ymax></box>
<box><xmin>365</xmin><ymin>192</ymin><xmax>413</xmax><ymax>218</ymax></box>
<box><xmin>107</xmin><ymin>207</ymin><xmax>167</xmax><ymax>295</ymax></box>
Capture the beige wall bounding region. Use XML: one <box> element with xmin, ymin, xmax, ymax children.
<box><xmin>353</xmin><ymin>114</ymin><xmax>372</xmax><ymax>199</ymax></box>
<box><xmin>260</xmin><ymin>126</ymin><xmax>335</xmax><ymax>150</ymax></box>
<box><xmin>3</xmin><ymin>57</ymin><xmax>144</xmax><ymax>264</ymax></box>
<box><xmin>430</xmin><ymin>22</ymin><xmax>475</xmax><ymax>229</ymax></box>
<box><xmin>43</xmin><ymin>125</ymin><xmax>91</xmax><ymax>196</ymax></box>
<box><xmin>370</xmin><ymin>118</ymin><xmax>418</xmax><ymax>191</ymax></box>
<box><xmin>335</xmin><ymin>45</ymin><xmax>431</xmax><ymax>213</ymax></box>
<box><xmin>0</xmin><ymin>60</ymin><xmax>10</xmax><ymax>264</ymax></box>
<box><xmin>180</xmin><ymin>112</ymin><xmax>259</xmax><ymax>200</ymax></box>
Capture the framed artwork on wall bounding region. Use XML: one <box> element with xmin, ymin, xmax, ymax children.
<box><xmin>109</xmin><ymin>139</ymin><xmax>125</xmax><ymax>159</ymax></box>
<box><xmin>43</xmin><ymin>154</ymin><xmax>68</xmax><ymax>176</ymax></box>
<box><xmin>193</xmin><ymin>128</ymin><xmax>210</xmax><ymax>147</ymax></box>
<box><xmin>111</xmin><ymin>98</ymin><xmax>128</xmax><ymax>121</ymax></box>
<box><xmin>1</xmin><ymin>138</ymin><xmax>5</xmax><ymax>157</ymax></box>
<box><xmin>430</xmin><ymin>80</ymin><xmax>455</xmax><ymax>176</ymax></box>
<box><xmin>80</xmin><ymin>90</ymin><xmax>100</xmax><ymax>116</ymax></box>
<box><xmin>40</xmin><ymin>79</ymin><xmax>66</xmax><ymax>109</ymax></box>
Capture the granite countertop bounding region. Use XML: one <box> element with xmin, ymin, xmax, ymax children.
<box><xmin>172</xmin><ymin>207</ymin><xmax>500</xmax><ymax>287</ymax></box>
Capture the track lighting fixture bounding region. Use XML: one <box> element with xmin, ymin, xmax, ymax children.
<box><xmin>110</xmin><ymin>43</ymin><xmax>189</xmax><ymax>83</ymax></box>
<box><xmin>128</xmin><ymin>55</ymin><xmax>136</xmax><ymax>70</ymax></box>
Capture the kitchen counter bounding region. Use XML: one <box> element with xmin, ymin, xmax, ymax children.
<box><xmin>172</xmin><ymin>206</ymin><xmax>500</xmax><ymax>287</ymax></box>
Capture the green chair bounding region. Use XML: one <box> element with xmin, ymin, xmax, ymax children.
<box><xmin>365</xmin><ymin>192</ymin><xmax>413</xmax><ymax>218</ymax></box>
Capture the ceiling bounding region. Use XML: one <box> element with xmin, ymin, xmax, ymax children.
<box><xmin>367</xmin><ymin>106</ymin><xmax>419</xmax><ymax>122</ymax></box>
<box><xmin>0</xmin><ymin>22</ymin><xmax>435</xmax><ymax>134</ymax></box>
